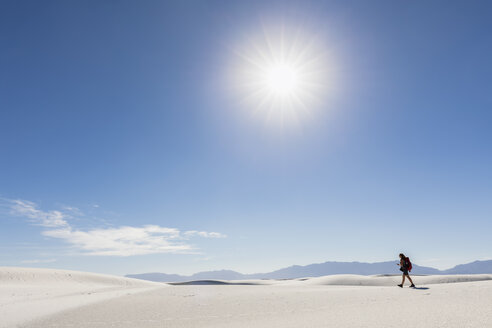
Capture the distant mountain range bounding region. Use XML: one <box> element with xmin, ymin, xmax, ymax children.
<box><xmin>126</xmin><ymin>260</ymin><xmax>492</xmax><ymax>283</ymax></box>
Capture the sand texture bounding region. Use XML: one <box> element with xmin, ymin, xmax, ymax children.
<box><xmin>2</xmin><ymin>267</ymin><xmax>491</xmax><ymax>328</ymax></box>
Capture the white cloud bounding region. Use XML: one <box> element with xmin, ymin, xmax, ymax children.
<box><xmin>8</xmin><ymin>199</ymin><xmax>68</xmax><ymax>227</ymax></box>
<box><xmin>184</xmin><ymin>230</ymin><xmax>227</xmax><ymax>238</ymax></box>
<box><xmin>3</xmin><ymin>198</ymin><xmax>226</xmax><ymax>257</ymax></box>
<box><xmin>43</xmin><ymin>225</ymin><xmax>196</xmax><ymax>256</ymax></box>
<box><xmin>60</xmin><ymin>205</ymin><xmax>83</xmax><ymax>216</ymax></box>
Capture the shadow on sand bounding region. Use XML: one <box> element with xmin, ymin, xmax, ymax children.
<box><xmin>169</xmin><ymin>280</ymin><xmax>257</xmax><ymax>286</ymax></box>
<box><xmin>412</xmin><ymin>287</ymin><xmax>430</xmax><ymax>290</ymax></box>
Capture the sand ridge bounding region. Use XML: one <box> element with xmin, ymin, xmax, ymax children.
<box><xmin>0</xmin><ymin>267</ymin><xmax>164</xmax><ymax>328</ymax></box>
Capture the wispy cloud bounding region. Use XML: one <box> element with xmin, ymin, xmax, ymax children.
<box><xmin>184</xmin><ymin>230</ymin><xmax>227</xmax><ymax>238</ymax></box>
<box><xmin>3</xmin><ymin>198</ymin><xmax>226</xmax><ymax>257</ymax></box>
<box><xmin>59</xmin><ymin>205</ymin><xmax>83</xmax><ymax>216</ymax></box>
<box><xmin>44</xmin><ymin>225</ymin><xmax>194</xmax><ymax>256</ymax></box>
<box><xmin>8</xmin><ymin>199</ymin><xmax>68</xmax><ymax>227</ymax></box>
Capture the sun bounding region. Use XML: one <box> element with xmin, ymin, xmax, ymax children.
<box><xmin>264</xmin><ymin>62</ymin><xmax>300</xmax><ymax>96</ymax></box>
<box><xmin>229</xmin><ymin>24</ymin><xmax>332</xmax><ymax>128</ymax></box>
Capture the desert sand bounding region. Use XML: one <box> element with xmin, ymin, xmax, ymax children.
<box><xmin>2</xmin><ymin>267</ymin><xmax>491</xmax><ymax>328</ymax></box>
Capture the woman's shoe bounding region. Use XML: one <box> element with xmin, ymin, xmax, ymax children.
<box><xmin>410</xmin><ymin>284</ymin><xmax>416</xmax><ymax>288</ymax></box>
<box><xmin>397</xmin><ymin>284</ymin><xmax>403</xmax><ymax>288</ymax></box>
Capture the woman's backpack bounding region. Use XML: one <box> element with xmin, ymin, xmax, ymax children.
<box><xmin>405</xmin><ymin>257</ymin><xmax>413</xmax><ymax>272</ymax></box>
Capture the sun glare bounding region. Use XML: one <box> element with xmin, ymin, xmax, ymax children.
<box><xmin>265</xmin><ymin>62</ymin><xmax>299</xmax><ymax>95</ymax></box>
<box><xmin>230</xmin><ymin>24</ymin><xmax>333</xmax><ymax>128</ymax></box>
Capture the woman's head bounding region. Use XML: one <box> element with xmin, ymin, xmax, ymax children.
<box><xmin>399</xmin><ymin>253</ymin><xmax>405</xmax><ymax>259</ymax></box>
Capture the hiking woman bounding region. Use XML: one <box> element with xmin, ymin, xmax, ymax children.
<box><xmin>397</xmin><ymin>253</ymin><xmax>415</xmax><ymax>288</ymax></box>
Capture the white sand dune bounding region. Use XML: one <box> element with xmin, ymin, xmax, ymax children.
<box><xmin>169</xmin><ymin>274</ymin><xmax>492</xmax><ymax>287</ymax></box>
<box><xmin>300</xmin><ymin>273</ymin><xmax>492</xmax><ymax>286</ymax></box>
<box><xmin>2</xmin><ymin>267</ymin><xmax>492</xmax><ymax>328</ymax></box>
<box><xmin>0</xmin><ymin>267</ymin><xmax>163</xmax><ymax>328</ymax></box>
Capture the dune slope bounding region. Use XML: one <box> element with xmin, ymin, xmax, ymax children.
<box><xmin>0</xmin><ymin>267</ymin><xmax>163</xmax><ymax>328</ymax></box>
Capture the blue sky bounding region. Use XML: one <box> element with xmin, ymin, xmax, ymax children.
<box><xmin>1</xmin><ymin>0</ymin><xmax>491</xmax><ymax>275</ymax></box>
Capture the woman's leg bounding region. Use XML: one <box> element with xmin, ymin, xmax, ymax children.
<box><xmin>401</xmin><ymin>274</ymin><xmax>406</xmax><ymax>285</ymax></box>
<box><xmin>406</xmin><ymin>274</ymin><xmax>414</xmax><ymax>285</ymax></box>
